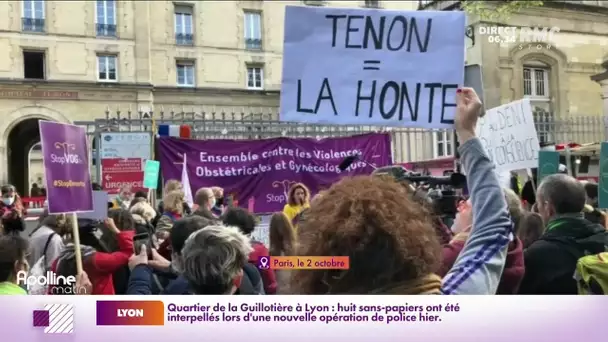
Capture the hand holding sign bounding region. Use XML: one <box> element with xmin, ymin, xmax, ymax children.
<box><xmin>454</xmin><ymin>87</ymin><xmax>483</xmax><ymax>144</ymax></box>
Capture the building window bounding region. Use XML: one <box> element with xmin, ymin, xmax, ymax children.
<box><xmin>364</xmin><ymin>0</ymin><xmax>380</xmax><ymax>8</ymax></box>
<box><xmin>433</xmin><ymin>131</ymin><xmax>453</xmax><ymax>158</ymax></box>
<box><xmin>23</xmin><ymin>50</ymin><xmax>45</xmax><ymax>79</ymax></box>
<box><xmin>303</xmin><ymin>0</ymin><xmax>326</xmax><ymax>6</ymax></box>
<box><xmin>247</xmin><ymin>66</ymin><xmax>264</xmax><ymax>90</ymax></box>
<box><xmin>97</xmin><ymin>55</ymin><xmax>117</xmax><ymax>82</ymax></box>
<box><xmin>96</xmin><ymin>0</ymin><xmax>116</xmax><ymax>37</ymax></box>
<box><xmin>175</xmin><ymin>5</ymin><xmax>194</xmax><ymax>45</ymax></box>
<box><xmin>177</xmin><ymin>61</ymin><xmax>195</xmax><ymax>87</ymax></box>
<box><xmin>22</xmin><ymin>0</ymin><xmax>45</xmax><ymax>32</ymax></box>
<box><xmin>523</xmin><ymin>65</ymin><xmax>550</xmax><ymax>112</ymax></box>
<box><xmin>244</xmin><ymin>11</ymin><xmax>262</xmax><ymax>50</ymax></box>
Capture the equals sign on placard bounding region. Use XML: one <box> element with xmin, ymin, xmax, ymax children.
<box><xmin>363</xmin><ymin>60</ymin><xmax>380</xmax><ymax>70</ymax></box>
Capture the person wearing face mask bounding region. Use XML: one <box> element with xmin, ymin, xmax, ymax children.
<box><xmin>0</xmin><ymin>185</ymin><xmax>26</xmax><ymax>236</ymax></box>
<box><xmin>192</xmin><ymin>187</ymin><xmax>219</xmax><ymax>221</ymax></box>
<box><xmin>282</xmin><ymin>183</ymin><xmax>310</xmax><ymax>228</ymax></box>
<box><xmin>111</xmin><ymin>186</ymin><xmax>133</xmax><ymax>210</ymax></box>
<box><xmin>0</xmin><ymin>235</ymin><xmax>29</xmax><ymax>295</ymax></box>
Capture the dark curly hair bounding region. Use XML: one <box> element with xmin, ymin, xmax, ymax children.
<box><xmin>289</xmin><ymin>176</ymin><xmax>441</xmax><ymax>294</ymax></box>
<box><xmin>222</xmin><ymin>207</ymin><xmax>256</xmax><ymax>236</ymax></box>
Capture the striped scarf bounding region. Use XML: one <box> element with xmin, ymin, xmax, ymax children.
<box><xmin>55</xmin><ymin>244</ymin><xmax>97</xmax><ymax>278</ymax></box>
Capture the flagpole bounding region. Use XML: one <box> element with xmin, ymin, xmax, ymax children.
<box><xmin>181</xmin><ymin>154</ymin><xmax>194</xmax><ymax>209</ymax></box>
<box><xmin>150</xmin><ymin>116</ymin><xmax>157</xmax><ymax>207</ymax></box>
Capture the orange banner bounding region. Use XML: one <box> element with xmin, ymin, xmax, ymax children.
<box><xmin>269</xmin><ymin>256</ymin><xmax>349</xmax><ymax>270</ymax></box>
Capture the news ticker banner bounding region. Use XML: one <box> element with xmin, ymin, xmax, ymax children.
<box><xmin>0</xmin><ymin>296</ymin><xmax>605</xmax><ymax>342</ymax></box>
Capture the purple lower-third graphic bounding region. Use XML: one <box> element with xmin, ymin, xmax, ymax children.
<box><xmin>257</xmin><ymin>256</ymin><xmax>270</xmax><ymax>270</ymax></box>
<box><xmin>32</xmin><ymin>304</ymin><xmax>74</xmax><ymax>334</ymax></box>
<box><xmin>33</xmin><ymin>310</ymin><xmax>50</xmax><ymax>327</ymax></box>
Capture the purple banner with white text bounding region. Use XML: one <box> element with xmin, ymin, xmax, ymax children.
<box><xmin>39</xmin><ymin>121</ymin><xmax>93</xmax><ymax>214</ymax></box>
<box><xmin>158</xmin><ymin>133</ymin><xmax>392</xmax><ymax>213</ymax></box>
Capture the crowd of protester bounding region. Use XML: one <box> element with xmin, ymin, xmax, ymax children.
<box><xmin>0</xmin><ymin>87</ymin><xmax>607</xmax><ymax>296</ymax></box>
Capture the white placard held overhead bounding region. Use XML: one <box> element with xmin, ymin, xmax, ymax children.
<box><xmin>280</xmin><ymin>6</ymin><xmax>466</xmax><ymax>129</ymax></box>
<box><xmin>475</xmin><ymin>98</ymin><xmax>540</xmax><ymax>172</ymax></box>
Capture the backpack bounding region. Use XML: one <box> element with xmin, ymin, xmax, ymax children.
<box><xmin>575</xmin><ymin>252</ymin><xmax>608</xmax><ymax>295</ymax></box>
<box><xmin>28</xmin><ymin>233</ymin><xmax>57</xmax><ymax>295</ymax></box>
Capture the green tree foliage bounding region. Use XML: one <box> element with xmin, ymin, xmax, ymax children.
<box><xmin>462</xmin><ymin>1</ymin><xmax>544</xmax><ymax>20</ymax></box>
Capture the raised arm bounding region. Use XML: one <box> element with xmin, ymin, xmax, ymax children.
<box><xmin>441</xmin><ymin>88</ymin><xmax>513</xmax><ymax>295</ymax></box>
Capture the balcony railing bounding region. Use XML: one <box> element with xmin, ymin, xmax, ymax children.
<box><xmin>303</xmin><ymin>0</ymin><xmax>326</xmax><ymax>6</ymax></box>
<box><xmin>96</xmin><ymin>23</ymin><xmax>117</xmax><ymax>37</ymax></box>
<box><xmin>245</xmin><ymin>38</ymin><xmax>262</xmax><ymax>50</ymax></box>
<box><xmin>418</xmin><ymin>0</ymin><xmax>460</xmax><ymax>11</ymax></box>
<box><xmin>176</xmin><ymin>33</ymin><xmax>194</xmax><ymax>45</ymax></box>
<box><xmin>364</xmin><ymin>0</ymin><xmax>380</xmax><ymax>8</ymax></box>
<box><xmin>22</xmin><ymin>18</ymin><xmax>45</xmax><ymax>33</ymax></box>
<box><xmin>532</xmin><ymin>111</ymin><xmax>605</xmax><ymax>146</ymax></box>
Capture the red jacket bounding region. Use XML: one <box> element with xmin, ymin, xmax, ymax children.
<box><xmin>248</xmin><ymin>242</ymin><xmax>277</xmax><ymax>294</ymax></box>
<box><xmin>440</xmin><ymin>234</ymin><xmax>525</xmax><ymax>294</ymax></box>
<box><xmin>51</xmin><ymin>231</ymin><xmax>134</xmax><ymax>295</ymax></box>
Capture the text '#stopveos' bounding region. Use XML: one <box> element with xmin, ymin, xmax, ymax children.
<box><xmin>297</xmin><ymin>15</ymin><xmax>455</xmax><ymax>124</ymax></box>
<box><xmin>52</xmin><ymin>180</ymin><xmax>86</xmax><ymax>188</ymax></box>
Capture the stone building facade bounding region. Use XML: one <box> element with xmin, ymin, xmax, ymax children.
<box><xmin>412</xmin><ymin>0</ymin><xmax>608</xmax><ymax>166</ymax></box>
<box><xmin>0</xmin><ymin>0</ymin><xmax>415</xmax><ymax>194</ymax></box>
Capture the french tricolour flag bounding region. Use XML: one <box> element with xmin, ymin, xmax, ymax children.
<box><xmin>158</xmin><ymin>124</ymin><xmax>192</xmax><ymax>138</ymax></box>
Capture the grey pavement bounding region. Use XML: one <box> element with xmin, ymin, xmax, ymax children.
<box><xmin>23</xmin><ymin>208</ymin><xmax>44</xmax><ymax>237</ymax></box>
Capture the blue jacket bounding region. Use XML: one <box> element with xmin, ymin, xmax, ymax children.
<box><xmin>441</xmin><ymin>137</ymin><xmax>513</xmax><ymax>295</ymax></box>
<box><xmin>127</xmin><ymin>265</ymin><xmax>188</xmax><ymax>295</ymax></box>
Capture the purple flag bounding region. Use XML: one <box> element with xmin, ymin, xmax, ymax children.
<box><xmin>39</xmin><ymin>121</ymin><xmax>93</xmax><ymax>214</ymax></box>
<box><xmin>159</xmin><ymin>133</ymin><xmax>392</xmax><ymax>213</ymax></box>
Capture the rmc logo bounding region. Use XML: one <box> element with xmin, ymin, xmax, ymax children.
<box><xmin>50</xmin><ymin>142</ymin><xmax>82</xmax><ymax>165</ymax></box>
<box><xmin>479</xmin><ymin>26</ymin><xmax>559</xmax><ymax>50</ymax></box>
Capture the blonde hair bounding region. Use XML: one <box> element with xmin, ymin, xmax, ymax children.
<box><xmin>130</xmin><ymin>201</ymin><xmax>157</xmax><ymax>223</ymax></box>
<box><xmin>163</xmin><ymin>190</ymin><xmax>184</xmax><ymax>214</ymax></box>
<box><xmin>164</xmin><ymin>179</ymin><xmax>182</xmax><ymax>194</ymax></box>
<box><xmin>504</xmin><ymin>188</ymin><xmax>525</xmax><ymax>233</ymax></box>
<box><xmin>211</xmin><ymin>186</ymin><xmax>224</xmax><ymax>198</ymax></box>
<box><xmin>503</xmin><ymin>188</ymin><xmax>524</xmax><ymax>219</ymax></box>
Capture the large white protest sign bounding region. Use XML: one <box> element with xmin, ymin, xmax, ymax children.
<box><xmin>280</xmin><ymin>6</ymin><xmax>465</xmax><ymax>129</ymax></box>
<box><xmin>475</xmin><ymin>98</ymin><xmax>540</xmax><ymax>172</ymax></box>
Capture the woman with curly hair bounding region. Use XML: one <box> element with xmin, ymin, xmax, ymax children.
<box><xmin>289</xmin><ymin>88</ymin><xmax>512</xmax><ymax>295</ymax></box>
<box><xmin>282</xmin><ymin>183</ymin><xmax>310</xmax><ymax>228</ymax></box>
